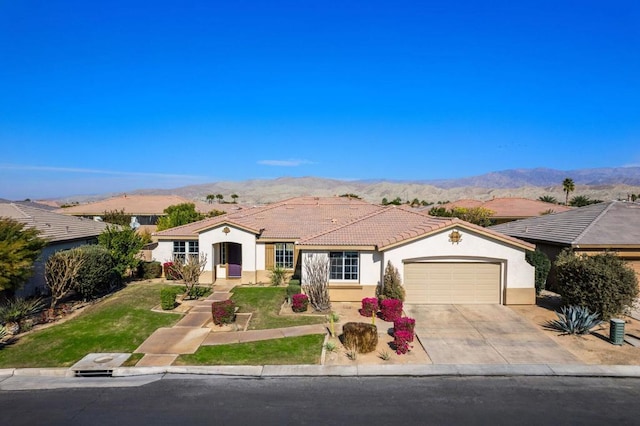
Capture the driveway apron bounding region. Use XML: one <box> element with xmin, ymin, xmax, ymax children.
<box><xmin>404</xmin><ymin>304</ymin><xmax>580</xmax><ymax>365</ymax></box>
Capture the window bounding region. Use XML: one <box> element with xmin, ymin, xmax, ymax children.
<box><xmin>329</xmin><ymin>251</ymin><xmax>359</xmax><ymax>281</ymax></box>
<box><xmin>173</xmin><ymin>241</ymin><xmax>186</xmax><ymax>262</ymax></box>
<box><xmin>173</xmin><ymin>241</ymin><xmax>198</xmax><ymax>262</ymax></box>
<box><xmin>275</xmin><ymin>243</ymin><xmax>294</xmax><ymax>269</ymax></box>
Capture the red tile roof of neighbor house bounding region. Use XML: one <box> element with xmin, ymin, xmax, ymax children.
<box><xmin>154</xmin><ymin>196</ymin><xmax>534</xmax><ymax>250</ymax></box>
<box><xmin>439</xmin><ymin>197</ymin><xmax>571</xmax><ymax>219</ymax></box>
<box><xmin>55</xmin><ymin>194</ymin><xmax>234</xmax><ymax>216</ymax></box>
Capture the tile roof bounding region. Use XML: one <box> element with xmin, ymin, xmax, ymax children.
<box><xmin>153</xmin><ymin>196</ymin><xmax>383</xmax><ymax>239</ymax></box>
<box><xmin>439</xmin><ymin>197</ymin><xmax>571</xmax><ymax>218</ymax></box>
<box><xmin>55</xmin><ymin>194</ymin><xmax>227</xmax><ymax>216</ymax></box>
<box><xmin>0</xmin><ymin>202</ymin><xmax>112</xmax><ymax>243</ymax></box>
<box><xmin>298</xmin><ymin>206</ymin><xmax>534</xmax><ymax>250</ymax></box>
<box><xmin>490</xmin><ymin>201</ymin><xmax>640</xmax><ymax>246</ymax></box>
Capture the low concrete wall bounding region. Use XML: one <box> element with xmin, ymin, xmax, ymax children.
<box><xmin>505</xmin><ymin>287</ymin><xmax>535</xmax><ymax>305</ymax></box>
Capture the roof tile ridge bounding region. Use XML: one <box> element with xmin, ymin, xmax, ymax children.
<box><xmin>9</xmin><ymin>203</ymin><xmax>31</xmax><ymax>218</ymax></box>
<box><xmin>571</xmin><ymin>201</ymin><xmax>615</xmax><ymax>244</ymax></box>
<box><xmin>153</xmin><ymin>214</ymin><xmax>227</xmax><ymax>235</ymax></box>
<box><xmin>297</xmin><ymin>205</ymin><xmax>387</xmax><ymax>242</ymax></box>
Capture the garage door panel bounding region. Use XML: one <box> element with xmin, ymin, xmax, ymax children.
<box><xmin>405</xmin><ymin>262</ymin><xmax>500</xmax><ymax>304</ymax></box>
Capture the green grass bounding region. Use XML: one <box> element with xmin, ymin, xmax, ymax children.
<box><xmin>175</xmin><ymin>334</ymin><xmax>324</xmax><ymax>365</ymax></box>
<box><xmin>231</xmin><ymin>287</ymin><xmax>325</xmax><ymax>330</ymax></box>
<box><xmin>0</xmin><ymin>283</ymin><xmax>182</xmax><ymax>368</ymax></box>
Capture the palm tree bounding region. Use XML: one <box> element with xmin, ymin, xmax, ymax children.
<box><xmin>538</xmin><ymin>195</ymin><xmax>558</xmax><ymax>204</ymax></box>
<box><xmin>562</xmin><ymin>178</ymin><xmax>575</xmax><ymax>206</ymax></box>
<box><xmin>231</xmin><ymin>194</ymin><xmax>239</xmax><ymax>203</ymax></box>
<box><xmin>215</xmin><ymin>194</ymin><xmax>224</xmax><ymax>204</ymax></box>
<box><xmin>205</xmin><ymin>194</ymin><xmax>215</xmax><ymax>204</ymax></box>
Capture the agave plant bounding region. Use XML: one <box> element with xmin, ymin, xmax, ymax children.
<box><xmin>0</xmin><ymin>297</ymin><xmax>44</xmax><ymax>334</ymax></box>
<box><xmin>547</xmin><ymin>305</ymin><xmax>602</xmax><ymax>335</ymax></box>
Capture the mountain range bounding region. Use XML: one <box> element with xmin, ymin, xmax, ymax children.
<box><xmin>50</xmin><ymin>167</ymin><xmax>640</xmax><ymax>204</ymax></box>
<box><xmin>55</xmin><ymin>167</ymin><xmax>640</xmax><ymax>205</ymax></box>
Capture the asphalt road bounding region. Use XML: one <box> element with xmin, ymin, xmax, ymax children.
<box><xmin>1</xmin><ymin>376</ymin><xmax>639</xmax><ymax>425</ymax></box>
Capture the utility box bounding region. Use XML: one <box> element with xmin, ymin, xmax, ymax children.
<box><xmin>610</xmin><ymin>318</ymin><xmax>625</xmax><ymax>345</ymax></box>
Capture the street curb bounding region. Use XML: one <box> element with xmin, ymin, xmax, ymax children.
<box><xmin>5</xmin><ymin>364</ymin><xmax>640</xmax><ymax>380</ymax></box>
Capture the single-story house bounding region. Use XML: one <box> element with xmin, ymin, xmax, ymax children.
<box><xmin>0</xmin><ymin>202</ymin><xmax>112</xmax><ymax>297</ymax></box>
<box><xmin>491</xmin><ymin>201</ymin><xmax>640</xmax><ymax>286</ymax></box>
<box><xmin>56</xmin><ymin>194</ymin><xmax>239</xmax><ymax>232</ymax></box>
<box><xmin>152</xmin><ymin>196</ymin><xmax>535</xmax><ymax>305</ymax></box>
<box><xmin>437</xmin><ymin>197</ymin><xmax>571</xmax><ymax>224</ymax></box>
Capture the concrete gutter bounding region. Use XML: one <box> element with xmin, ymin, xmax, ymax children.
<box><xmin>3</xmin><ymin>364</ymin><xmax>640</xmax><ymax>385</ymax></box>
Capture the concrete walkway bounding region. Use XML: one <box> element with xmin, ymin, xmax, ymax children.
<box><xmin>134</xmin><ymin>285</ymin><xmax>327</xmax><ymax>367</ymax></box>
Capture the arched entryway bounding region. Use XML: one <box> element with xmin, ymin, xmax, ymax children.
<box><xmin>214</xmin><ymin>242</ymin><xmax>243</xmax><ymax>279</ymax></box>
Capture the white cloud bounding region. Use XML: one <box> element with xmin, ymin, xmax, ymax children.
<box><xmin>0</xmin><ymin>164</ymin><xmax>206</xmax><ymax>180</ymax></box>
<box><xmin>257</xmin><ymin>159</ymin><xmax>313</xmax><ymax>167</ymax></box>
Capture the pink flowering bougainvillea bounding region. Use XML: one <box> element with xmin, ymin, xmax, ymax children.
<box><xmin>393</xmin><ymin>317</ymin><xmax>415</xmax><ymax>341</ymax></box>
<box><xmin>359</xmin><ymin>297</ymin><xmax>379</xmax><ymax>317</ymax></box>
<box><xmin>212</xmin><ymin>300</ymin><xmax>236</xmax><ymax>325</ymax></box>
<box><xmin>163</xmin><ymin>262</ymin><xmax>178</xmax><ymax>280</ymax></box>
<box><xmin>292</xmin><ymin>293</ymin><xmax>309</xmax><ymax>313</ymax></box>
<box><xmin>394</xmin><ymin>330</ymin><xmax>414</xmax><ymax>355</ymax></box>
<box><xmin>380</xmin><ymin>298</ymin><xmax>403</xmax><ymax>322</ymax></box>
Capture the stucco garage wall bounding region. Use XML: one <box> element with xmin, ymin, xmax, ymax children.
<box><xmin>152</xmin><ymin>240</ymin><xmax>174</xmax><ymax>265</ymax></box>
<box><xmin>383</xmin><ymin>227</ymin><xmax>535</xmax><ymax>304</ymax></box>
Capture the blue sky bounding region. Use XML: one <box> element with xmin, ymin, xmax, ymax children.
<box><xmin>1</xmin><ymin>1</ymin><xmax>639</xmax><ymax>199</ymax></box>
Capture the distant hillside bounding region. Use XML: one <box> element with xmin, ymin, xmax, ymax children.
<box><xmin>52</xmin><ymin>167</ymin><xmax>640</xmax><ymax>206</ymax></box>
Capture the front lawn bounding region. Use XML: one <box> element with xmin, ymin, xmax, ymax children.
<box><xmin>231</xmin><ymin>287</ymin><xmax>326</xmax><ymax>330</ymax></box>
<box><xmin>0</xmin><ymin>282</ymin><xmax>182</xmax><ymax>368</ymax></box>
<box><xmin>175</xmin><ymin>334</ymin><xmax>325</xmax><ymax>365</ymax></box>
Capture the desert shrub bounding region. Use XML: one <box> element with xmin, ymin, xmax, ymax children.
<box><xmin>286</xmin><ymin>283</ymin><xmax>302</xmax><ymax>302</ymax></box>
<box><xmin>138</xmin><ymin>261</ymin><xmax>163</xmax><ymax>280</ymax></box>
<box><xmin>359</xmin><ymin>297</ymin><xmax>379</xmax><ymax>318</ymax></box>
<box><xmin>394</xmin><ymin>330</ymin><xmax>413</xmax><ymax>355</ymax></box>
<box><xmin>0</xmin><ymin>297</ymin><xmax>44</xmax><ymax>333</ymax></box>
<box><xmin>377</xmin><ymin>260</ymin><xmax>405</xmax><ymax>302</ymax></box>
<box><xmin>184</xmin><ymin>285</ymin><xmax>210</xmax><ymax>299</ymax></box>
<box><xmin>74</xmin><ymin>245</ymin><xmax>120</xmax><ymax>300</ymax></box>
<box><xmin>394</xmin><ymin>317</ymin><xmax>415</xmax><ymax>340</ymax></box>
<box><xmin>160</xmin><ymin>287</ymin><xmax>180</xmax><ymax>310</ymax></box>
<box><xmin>526</xmin><ymin>249</ymin><xmax>551</xmax><ymax>294</ymax></box>
<box><xmin>555</xmin><ymin>250</ymin><xmax>639</xmax><ymax>319</ymax></box>
<box><xmin>380</xmin><ymin>298</ymin><xmax>403</xmax><ymax>322</ymax></box>
<box><xmin>269</xmin><ymin>265</ymin><xmax>290</xmax><ymax>286</ymax></box>
<box><xmin>291</xmin><ymin>293</ymin><xmax>309</xmax><ymax>313</ymax></box>
<box><xmin>546</xmin><ymin>305</ymin><xmax>602</xmax><ymax>335</ymax></box>
<box><xmin>212</xmin><ymin>300</ymin><xmax>236</xmax><ymax>325</ymax></box>
<box><xmin>342</xmin><ymin>322</ymin><xmax>378</xmax><ymax>353</ymax></box>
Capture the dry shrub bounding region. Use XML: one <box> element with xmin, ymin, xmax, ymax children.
<box><xmin>342</xmin><ymin>322</ymin><xmax>378</xmax><ymax>354</ymax></box>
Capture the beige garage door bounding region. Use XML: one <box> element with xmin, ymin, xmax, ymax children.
<box><xmin>404</xmin><ymin>262</ymin><xmax>501</xmax><ymax>304</ymax></box>
<box><xmin>628</xmin><ymin>260</ymin><xmax>640</xmax><ymax>287</ymax></box>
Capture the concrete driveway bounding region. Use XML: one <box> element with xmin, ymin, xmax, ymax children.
<box><xmin>404</xmin><ymin>304</ymin><xmax>581</xmax><ymax>364</ymax></box>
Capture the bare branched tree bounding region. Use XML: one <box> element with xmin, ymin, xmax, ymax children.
<box><xmin>45</xmin><ymin>249</ymin><xmax>85</xmax><ymax>310</ymax></box>
<box><xmin>167</xmin><ymin>253</ymin><xmax>208</xmax><ymax>300</ymax></box>
<box><xmin>302</xmin><ymin>254</ymin><xmax>331</xmax><ymax>311</ymax></box>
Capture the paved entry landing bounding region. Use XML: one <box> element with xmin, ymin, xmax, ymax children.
<box><xmin>404</xmin><ymin>304</ymin><xmax>580</xmax><ymax>365</ymax></box>
<box><xmin>134</xmin><ymin>327</ymin><xmax>210</xmax><ymax>355</ymax></box>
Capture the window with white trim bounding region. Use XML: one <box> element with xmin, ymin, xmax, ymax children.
<box><xmin>173</xmin><ymin>241</ymin><xmax>198</xmax><ymax>262</ymax></box>
<box><xmin>275</xmin><ymin>243</ymin><xmax>294</xmax><ymax>269</ymax></box>
<box><xmin>329</xmin><ymin>251</ymin><xmax>359</xmax><ymax>281</ymax></box>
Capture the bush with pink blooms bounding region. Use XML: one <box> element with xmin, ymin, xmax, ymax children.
<box><xmin>394</xmin><ymin>330</ymin><xmax>413</xmax><ymax>354</ymax></box>
<box><xmin>359</xmin><ymin>297</ymin><xmax>379</xmax><ymax>317</ymax></box>
<box><xmin>380</xmin><ymin>298</ymin><xmax>403</xmax><ymax>322</ymax></box>
<box><xmin>212</xmin><ymin>300</ymin><xmax>235</xmax><ymax>326</ymax></box>
<box><xmin>292</xmin><ymin>293</ymin><xmax>309</xmax><ymax>313</ymax></box>
<box><xmin>393</xmin><ymin>317</ymin><xmax>415</xmax><ymax>340</ymax></box>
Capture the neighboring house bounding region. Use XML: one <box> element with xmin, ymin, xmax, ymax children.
<box><xmin>152</xmin><ymin>196</ymin><xmax>535</xmax><ymax>305</ymax></box>
<box><xmin>491</xmin><ymin>201</ymin><xmax>640</xmax><ymax>286</ymax></box>
<box><xmin>56</xmin><ymin>194</ymin><xmax>237</xmax><ymax>232</ymax></box>
<box><xmin>0</xmin><ymin>202</ymin><xmax>112</xmax><ymax>297</ymax></box>
<box><xmin>437</xmin><ymin>197</ymin><xmax>571</xmax><ymax>224</ymax></box>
